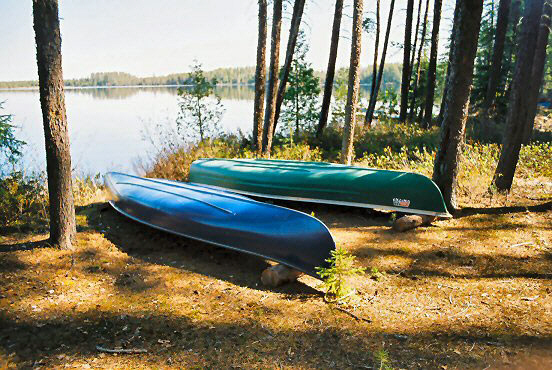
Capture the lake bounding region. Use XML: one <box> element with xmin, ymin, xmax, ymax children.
<box><xmin>1</xmin><ymin>85</ymin><xmax>375</xmax><ymax>176</ymax></box>
<box><xmin>1</xmin><ymin>86</ymin><xmax>256</xmax><ymax>175</ymax></box>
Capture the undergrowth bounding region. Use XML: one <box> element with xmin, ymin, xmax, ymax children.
<box><xmin>0</xmin><ymin>173</ymin><xmax>104</xmax><ymax>233</ymax></box>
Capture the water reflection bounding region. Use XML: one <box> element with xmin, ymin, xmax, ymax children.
<box><xmin>2</xmin><ymin>85</ymin><xmax>256</xmax><ymax>101</ymax></box>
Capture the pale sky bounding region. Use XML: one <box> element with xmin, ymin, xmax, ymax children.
<box><xmin>0</xmin><ymin>0</ymin><xmax>454</xmax><ymax>81</ymax></box>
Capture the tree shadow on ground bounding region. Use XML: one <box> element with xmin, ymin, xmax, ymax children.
<box><xmin>457</xmin><ymin>201</ymin><xmax>552</xmax><ymax>218</ymax></box>
<box><xmin>1</xmin><ymin>310</ymin><xmax>552</xmax><ymax>369</ymax></box>
<box><xmin>80</xmin><ymin>203</ymin><xmax>320</xmax><ymax>297</ymax></box>
<box><xmin>0</xmin><ymin>238</ymin><xmax>50</xmax><ymax>253</ymax></box>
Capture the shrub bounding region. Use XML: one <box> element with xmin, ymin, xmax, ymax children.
<box><xmin>316</xmin><ymin>248</ymin><xmax>365</xmax><ymax>302</ymax></box>
<box><xmin>0</xmin><ymin>172</ymin><xmax>48</xmax><ymax>231</ymax></box>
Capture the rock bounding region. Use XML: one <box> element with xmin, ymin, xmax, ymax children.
<box><xmin>260</xmin><ymin>264</ymin><xmax>302</xmax><ymax>287</ymax></box>
<box><xmin>392</xmin><ymin>215</ymin><xmax>435</xmax><ymax>232</ymax></box>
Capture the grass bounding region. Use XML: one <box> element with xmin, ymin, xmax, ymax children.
<box><xmin>1</xmin><ymin>118</ymin><xmax>552</xmax><ymax>368</ymax></box>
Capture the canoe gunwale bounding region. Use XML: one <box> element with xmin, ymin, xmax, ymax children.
<box><xmin>192</xmin><ymin>183</ymin><xmax>453</xmax><ymax>218</ymax></box>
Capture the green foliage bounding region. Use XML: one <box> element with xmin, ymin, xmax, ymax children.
<box><xmin>177</xmin><ymin>62</ymin><xmax>225</xmax><ymax>142</ymax></box>
<box><xmin>0</xmin><ymin>102</ymin><xmax>24</xmax><ymax>176</ymax></box>
<box><xmin>373</xmin><ymin>349</ymin><xmax>393</xmax><ymax>370</ymax></box>
<box><xmin>471</xmin><ymin>0</ymin><xmax>497</xmax><ymax>105</ymax></box>
<box><xmin>471</xmin><ymin>0</ymin><xmax>520</xmax><ymax>113</ymax></box>
<box><xmin>280</xmin><ymin>31</ymin><xmax>321</xmax><ymax>141</ymax></box>
<box><xmin>316</xmin><ymin>248</ymin><xmax>365</xmax><ymax>301</ymax></box>
<box><xmin>378</xmin><ymin>89</ymin><xmax>399</xmax><ymax>117</ymax></box>
<box><xmin>0</xmin><ymin>172</ymin><xmax>47</xmax><ymax>231</ymax></box>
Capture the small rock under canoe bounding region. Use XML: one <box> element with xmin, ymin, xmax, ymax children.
<box><xmin>189</xmin><ymin>158</ymin><xmax>451</xmax><ymax>218</ymax></box>
<box><xmin>104</xmin><ymin>172</ymin><xmax>336</xmax><ymax>277</ymax></box>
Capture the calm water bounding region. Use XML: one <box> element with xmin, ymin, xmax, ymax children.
<box><xmin>1</xmin><ymin>86</ymin><xmax>256</xmax><ymax>175</ymax></box>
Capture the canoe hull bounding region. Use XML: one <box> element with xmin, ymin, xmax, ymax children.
<box><xmin>189</xmin><ymin>158</ymin><xmax>451</xmax><ymax>218</ymax></box>
<box><xmin>104</xmin><ymin>172</ymin><xmax>336</xmax><ymax>277</ymax></box>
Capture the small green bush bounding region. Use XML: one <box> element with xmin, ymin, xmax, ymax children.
<box><xmin>316</xmin><ymin>248</ymin><xmax>365</xmax><ymax>302</ymax></box>
<box><xmin>0</xmin><ymin>172</ymin><xmax>48</xmax><ymax>231</ymax></box>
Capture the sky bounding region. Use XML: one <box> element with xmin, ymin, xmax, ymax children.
<box><xmin>0</xmin><ymin>0</ymin><xmax>455</xmax><ymax>82</ymax></box>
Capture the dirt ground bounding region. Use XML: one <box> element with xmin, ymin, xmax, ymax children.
<box><xmin>1</xmin><ymin>183</ymin><xmax>551</xmax><ymax>369</ymax></box>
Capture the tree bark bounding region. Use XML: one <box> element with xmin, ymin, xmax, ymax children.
<box><xmin>432</xmin><ymin>0</ymin><xmax>484</xmax><ymax>213</ymax></box>
<box><xmin>369</xmin><ymin>0</ymin><xmax>381</xmax><ymax>109</ymax></box>
<box><xmin>33</xmin><ymin>0</ymin><xmax>76</xmax><ymax>249</ymax></box>
<box><xmin>399</xmin><ymin>0</ymin><xmax>415</xmax><ymax>122</ymax></box>
<box><xmin>253</xmin><ymin>0</ymin><xmax>267</xmax><ymax>155</ymax></box>
<box><xmin>410</xmin><ymin>0</ymin><xmax>424</xmax><ymax>85</ymax></box>
<box><xmin>437</xmin><ymin>0</ymin><xmax>461</xmax><ymax>125</ymax></box>
<box><xmin>340</xmin><ymin>0</ymin><xmax>364</xmax><ymax>165</ymax></box>
<box><xmin>503</xmin><ymin>0</ymin><xmax>523</xmax><ymax>95</ymax></box>
<box><xmin>317</xmin><ymin>0</ymin><xmax>344</xmax><ymax>137</ymax></box>
<box><xmin>522</xmin><ymin>0</ymin><xmax>551</xmax><ymax>142</ymax></box>
<box><xmin>268</xmin><ymin>0</ymin><xmax>306</xmax><ymax>152</ymax></box>
<box><xmin>422</xmin><ymin>0</ymin><xmax>443</xmax><ymax>128</ymax></box>
<box><xmin>483</xmin><ymin>0</ymin><xmax>512</xmax><ymax>110</ymax></box>
<box><xmin>365</xmin><ymin>0</ymin><xmax>396</xmax><ymax>126</ymax></box>
<box><xmin>493</xmin><ymin>0</ymin><xmax>545</xmax><ymax>191</ymax></box>
<box><xmin>408</xmin><ymin>0</ymin><xmax>431</xmax><ymax>122</ymax></box>
<box><xmin>262</xmin><ymin>0</ymin><xmax>283</xmax><ymax>154</ymax></box>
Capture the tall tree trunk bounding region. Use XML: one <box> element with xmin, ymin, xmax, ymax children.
<box><xmin>365</xmin><ymin>0</ymin><xmax>396</xmax><ymax>126</ymax></box>
<box><xmin>370</xmin><ymin>0</ymin><xmax>381</xmax><ymax>106</ymax></box>
<box><xmin>317</xmin><ymin>0</ymin><xmax>344</xmax><ymax>137</ymax></box>
<box><xmin>493</xmin><ymin>0</ymin><xmax>545</xmax><ymax>191</ymax></box>
<box><xmin>408</xmin><ymin>0</ymin><xmax>431</xmax><ymax>122</ymax></box>
<box><xmin>483</xmin><ymin>0</ymin><xmax>512</xmax><ymax>110</ymax></box>
<box><xmin>522</xmin><ymin>0</ymin><xmax>551</xmax><ymax>142</ymax></box>
<box><xmin>33</xmin><ymin>0</ymin><xmax>76</xmax><ymax>250</ymax></box>
<box><xmin>399</xmin><ymin>0</ymin><xmax>416</xmax><ymax>122</ymax></box>
<box><xmin>410</xmin><ymin>0</ymin><xmax>424</xmax><ymax>84</ymax></box>
<box><xmin>503</xmin><ymin>0</ymin><xmax>523</xmax><ymax>95</ymax></box>
<box><xmin>268</xmin><ymin>0</ymin><xmax>306</xmax><ymax>151</ymax></box>
<box><xmin>422</xmin><ymin>0</ymin><xmax>443</xmax><ymax>128</ymax></box>
<box><xmin>341</xmin><ymin>0</ymin><xmax>364</xmax><ymax>165</ymax></box>
<box><xmin>432</xmin><ymin>0</ymin><xmax>484</xmax><ymax>213</ymax></box>
<box><xmin>262</xmin><ymin>0</ymin><xmax>283</xmax><ymax>154</ymax></box>
<box><xmin>253</xmin><ymin>0</ymin><xmax>268</xmax><ymax>155</ymax></box>
<box><xmin>437</xmin><ymin>0</ymin><xmax>461</xmax><ymax>125</ymax></box>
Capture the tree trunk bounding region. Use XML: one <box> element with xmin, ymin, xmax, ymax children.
<box><xmin>262</xmin><ymin>0</ymin><xmax>283</xmax><ymax>154</ymax></box>
<box><xmin>410</xmin><ymin>0</ymin><xmax>424</xmax><ymax>85</ymax></box>
<box><xmin>483</xmin><ymin>0</ymin><xmax>512</xmax><ymax>110</ymax></box>
<box><xmin>33</xmin><ymin>0</ymin><xmax>76</xmax><ymax>250</ymax></box>
<box><xmin>422</xmin><ymin>0</ymin><xmax>443</xmax><ymax>128</ymax></box>
<box><xmin>437</xmin><ymin>0</ymin><xmax>461</xmax><ymax>125</ymax></box>
<box><xmin>503</xmin><ymin>0</ymin><xmax>523</xmax><ymax>95</ymax></box>
<box><xmin>408</xmin><ymin>0</ymin><xmax>431</xmax><ymax>122</ymax></box>
<box><xmin>493</xmin><ymin>0</ymin><xmax>545</xmax><ymax>191</ymax></box>
<box><xmin>522</xmin><ymin>0</ymin><xmax>551</xmax><ymax>142</ymax></box>
<box><xmin>317</xmin><ymin>0</ymin><xmax>344</xmax><ymax>137</ymax></box>
<box><xmin>365</xmin><ymin>0</ymin><xmax>396</xmax><ymax>126</ymax></box>
<box><xmin>432</xmin><ymin>0</ymin><xmax>484</xmax><ymax>213</ymax></box>
<box><xmin>253</xmin><ymin>0</ymin><xmax>267</xmax><ymax>155</ymax></box>
<box><xmin>399</xmin><ymin>0</ymin><xmax>415</xmax><ymax>122</ymax></box>
<box><xmin>268</xmin><ymin>0</ymin><xmax>306</xmax><ymax>152</ymax></box>
<box><xmin>369</xmin><ymin>0</ymin><xmax>381</xmax><ymax>110</ymax></box>
<box><xmin>340</xmin><ymin>0</ymin><xmax>364</xmax><ymax>165</ymax></box>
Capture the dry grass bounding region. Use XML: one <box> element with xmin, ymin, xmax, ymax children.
<box><xmin>1</xmin><ymin>169</ymin><xmax>551</xmax><ymax>369</ymax></box>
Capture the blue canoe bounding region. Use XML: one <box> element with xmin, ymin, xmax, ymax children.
<box><xmin>104</xmin><ymin>172</ymin><xmax>336</xmax><ymax>277</ymax></box>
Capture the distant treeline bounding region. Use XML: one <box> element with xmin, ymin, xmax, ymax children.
<box><xmin>0</xmin><ymin>64</ymin><xmax>402</xmax><ymax>91</ymax></box>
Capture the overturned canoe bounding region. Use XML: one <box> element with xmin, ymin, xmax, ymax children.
<box><xmin>104</xmin><ymin>172</ymin><xmax>335</xmax><ymax>277</ymax></box>
<box><xmin>190</xmin><ymin>158</ymin><xmax>451</xmax><ymax>218</ymax></box>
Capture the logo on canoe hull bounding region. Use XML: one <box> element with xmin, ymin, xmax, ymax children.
<box><xmin>393</xmin><ymin>198</ymin><xmax>411</xmax><ymax>207</ymax></box>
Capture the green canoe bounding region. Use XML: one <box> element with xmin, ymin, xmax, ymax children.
<box><xmin>189</xmin><ymin>158</ymin><xmax>451</xmax><ymax>218</ymax></box>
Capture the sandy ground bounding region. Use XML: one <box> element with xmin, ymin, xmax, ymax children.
<box><xmin>1</xmin><ymin>181</ymin><xmax>551</xmax><ymax>369</ymax></box>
